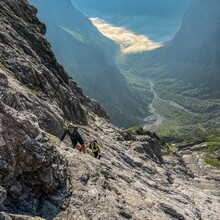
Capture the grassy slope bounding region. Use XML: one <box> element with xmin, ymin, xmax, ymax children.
<box><xmin>121</xmin><ymin>72</ymin><xmax>153</xmax><ymax>111</ymax></box>
<box><xmin>205</xmin><ymin>136</ymin><xmax>220</xmax><ymax>167</ymax></box>
<box><xmin>123</xmin><ymin>72</ymin><xmax>220</xmax><ymax>141</ymax></box>
<box><xmin>153</xmin><ymin>79</ymin><xmax>220</xmax><ymax>142</ymax></box>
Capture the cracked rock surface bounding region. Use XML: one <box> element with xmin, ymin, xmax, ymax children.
<box><xmin>0</xmin><ymin>0</ymin><xmax>219</xmax><ymax>219</ymax></box>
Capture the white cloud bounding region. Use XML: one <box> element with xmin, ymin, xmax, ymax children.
<box><xmin>90</xmin><ymin>17</ymin><xmax>162</xmax><ymax>54</ymax></box>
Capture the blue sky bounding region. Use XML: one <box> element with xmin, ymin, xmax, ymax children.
<box><xmin>71</xmin><ymin>0</ymin><xmax>192</xmax><ymax>19</ymax></box>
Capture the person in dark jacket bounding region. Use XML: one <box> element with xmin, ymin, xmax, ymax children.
<box><xmin>60</xmin><ymin>123</ymin><xmax>85</xmax><ymax>153</ymax></box>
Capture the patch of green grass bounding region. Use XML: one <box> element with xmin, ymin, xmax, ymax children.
<box><xmin>89</xmin><ymin>113</ymin><xmax>96</xmax><ymax>122</ymax></box>
<box><xmin>154</xmin><ymin>98</ymin><xmax>197</xmax><ymax>124</ymax></box>
<box><xmin>207</xmin><ymin>136</ymin><xmax>220</xmax><ymax>142</ymax></box>
<box><xmin>48</xmin><ymin>134</ymin><xmax>58</xmax><ymax>146</ymax></box>
<box><xmin>60</xmin><ymin>26</ymin><xmax>88</xmax><ymax>43</ymax></box>
<box><xmin>154</xmin><ymin>80</ymin><xmax>220</xmax><ymax>114</ymax></box>
<box><xmin>29</xmin><ymin>88</ymin><xmax>38</xmax><ymax>97</ymax></box>
<box><xmin>205</xmin><ymin>157</ymin><xmax>220</xmax><ymax>167</ymax></box>
<box><xmin>154</xmin><ymin>99</ymin><xmax>200</xmax><ymax>142</ymax></box>
<box><xmin>0</xmin><ymin>19</ymin><xmax>4</xmax><ymax>26</ymax></box>
<box><xmin>205</xmin><ymin>137</ymin><xmax>220</xmax><ymax>167</ymax></box>
<box><xmin>128</xmin><ymin>126</ymin><xmax>147</xmax><ymax>135</ymax></box>
<box><xmin>158</xmin><ymin>120</ymin><xmax>212</xmax><ymax>143</ymax></box>
<box><xmin>153</xmin><ymin>80</ymin><xmax>220</xmax><ymax>143</ymax></box>
<box><xmin>28</xmin><ymin>62</ymin><xmax>37</xmax><ymax>73</ymax></box>
<box><xmin>151</xmin><ymin>94</ymin><xmax>219</xmax><ymax>143</ymax></box>
<box><xmin>0</xmin><ymin>57</ymin><xmax>11</xmax><ymax>70</ymax></box>
<box><xmin>3</xmin><ymin>63</ymin><xmax>11</xmax><ymax>69</ymax></box>
<box><xmin>121</xmin><ymin>75</ymin><xmax>220</xmax><ymax>143</ymax></box>
<box><xmin>163</xmin><ymin>143</ymin><xmax>177</xmax><ymax>153</ymax></box>
<box><xmin>122</xmin><ymin>73</ymin><xmax>153</xmax><ymax>104</ymax></box>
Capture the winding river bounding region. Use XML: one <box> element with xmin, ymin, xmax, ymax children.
<box><xmin>141</xmin><ymin>80</ymin><xmax>195</xmax><ymax>131</ymax></box>
<box><xmin>141</xmin><ymin>80</ymin><xmax>164</xmax><ymax>131</ymax></box>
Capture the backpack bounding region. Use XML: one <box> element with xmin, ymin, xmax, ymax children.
<box><xmin>90</xmin><ymin>141</ymin><xmax>99</xmax><ymax>152</ymax></box>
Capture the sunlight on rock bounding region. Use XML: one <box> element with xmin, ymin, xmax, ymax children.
<box><xmin>90</xmin><ymin>17</ymin><xmax>162</xmax><ymax>54</ymax></box>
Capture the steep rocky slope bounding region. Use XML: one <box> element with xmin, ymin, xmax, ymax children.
<box><xmin>0</xmin><ymin>0</ymin><xmax>220</xmax><ymax>220</ymax></box>
<box><xmin>28</xmin><ymin>0</ymin><xmax>147</xmax><ymax>128</ymax></box>
<box><xmin>0</xmin><ymin>0</ymin><xmax>107</xmax><ymax>218</ymax></box>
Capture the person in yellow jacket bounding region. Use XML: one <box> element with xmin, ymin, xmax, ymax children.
<box><xmin>86</xmin><ymin>138</ymin><xmax>101</xmax><ymax>159</ymax></box>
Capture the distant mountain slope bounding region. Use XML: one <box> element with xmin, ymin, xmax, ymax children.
<box><xmin>135</xmin><ymin>0</ymin><xmax>220</xmax><ymax>96</ymax></box>
<box><xmin>159</xmin><ymin>0</ymin><xmax>220</xmax><ymax>92</ymax></box>
<box><xmin>122</xmin><ymin>0</ymin><xmax>220</xmax><ymax>141</ymax></box>
<box><xmin>29</xmin><ymin>0</ymin><xmax>147</xmax><ymax>127</ymax></box>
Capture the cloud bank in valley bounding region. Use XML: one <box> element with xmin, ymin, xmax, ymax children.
<box><xmin>90</xmin><ymin>17</ymin><xmax>162</xmax><ymax>54</ymax></box>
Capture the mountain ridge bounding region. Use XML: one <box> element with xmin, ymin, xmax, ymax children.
<box><xmin>121</xmin><ymin>0</ymin><xmax>220</xmax><ymax>141</ymax></box>
<box><xmin>133</xmin><ymin>0</ymin><xmax>220</xmax><ymax>91</ymax></box>
<box><xmin>29</xmin><ymin>0</ymin><xmax>148</xmax><ymax>128</ymax></box>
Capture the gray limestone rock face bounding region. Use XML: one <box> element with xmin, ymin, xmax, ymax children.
<box><xmin>0</xmin><ymin>100</ymin><xmax>69</xmax><ymax>218</ymax></box>
<box><xmin>0</xmin><ymin>0</ymin><xmax>107</xmax><ymax>217</ymax></box>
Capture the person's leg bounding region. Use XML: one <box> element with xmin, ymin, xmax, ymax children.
<box><xmin>75</xmin><ymin>143</ymin><xmax>82</xmax><ymax>151</ymax></box>
<box><xmin>81</xmin><ymin>144</ymin><xmax>86</xmax><ymax>154</ymax></box>
<box><xmin>71</xmin><ymin>140</ymin><xmax>77</xmax><ymax>148</ymax></box>
<box><xmin>94</xmin><ymin>151</ymin><xmax>98</xmax><ymax>158</ymax></box>
<box><xmin>98</xmin><ymin>152</ymin><xmax>101</xmax><ymax>159</ymax></box>
<box><xmin>78</xmin><ymin>139</ymin><xmax>86</xmax><ymax>154</ymax></box>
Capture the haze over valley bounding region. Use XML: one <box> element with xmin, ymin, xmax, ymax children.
<box><xmin>72</xmin><ymin>0</ymin><xmax>193</xmax><ymax>50</ymax></box>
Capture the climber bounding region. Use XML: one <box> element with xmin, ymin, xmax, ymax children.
<box><xmin>86</xmin><ymin>138</ymin><xmax>101</xmax><ymax>159</ymax></box>
<box><xmin>60</xmin><ymin>123</ymin><xmax>86</xmax><ymax>153</ymax></box>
